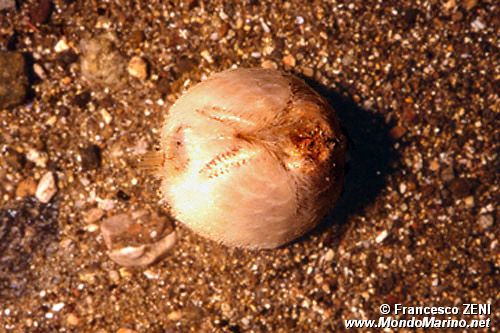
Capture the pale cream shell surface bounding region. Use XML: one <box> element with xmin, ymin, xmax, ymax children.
<box><xmin>160</xmin><ymin>68</ymin><xmax>346</xmax><ymax>249</ymax></box>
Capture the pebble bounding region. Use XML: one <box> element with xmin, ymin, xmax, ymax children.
<box><xmin>80</xmin><ymin>144</ymin><xmax>101</xmax><ymax>170</ymax></box>
<box><xmin>26</xmin><ymin>148</ymin><xmax>48</xmax><ymax>167</ymax></box>
<box><xmin>302</xmin><ymin>67</ymin><xmax>314</xmax><ymax>77</ymax></box>
<box><xmin>16</xmin><ymin>178</ymin><xmax>37</xmax><ymax>198</ymax></box>
<box><xmin>464</xmin><ymin>196</ymin><xmax>474</xmax><ymax>208</ymax></box>
<box><xmin>463</xmin><ymin>0</ymin><xmax>478</xmax><ymax>11</ymax></box>
<box><xmin>52</xmin><ymin>302</ymin><xmax>65</xmax><ymax>312</ymax></box>
<box><xmin>100</xmin><ymin>109</ymin><xmax>112</xmax><ymax>124</ymax></box>
<box><xmin>375</xmin><ymin>230</ymin><xmax>389</xmax><ymax>243</ymax></box>
<box><xmin>261</xmin><ymin>59</ymin><xmax>278</xmax><ymax>70</ymax></box>
<box><xmin>30</xmin><ymin>0</ymin><xmax>52</xmax><ymax>24</ymax></box>
<box><xmin>0</xmin><ymin>52</ymin><xmax>28</xmax><ymax>109</ymax></box>
<box><xmin>0</xmin><ymin>0</ymin><xmax>15</xmax><ymax>11</ymax></box>
<box><xmin>200</xmin><ymin>50</ymin><xmax>213</xmax><ymax>63</ymax></box>
<box><xmin>66</xmin><ymin>313</ymin><xmax>80</xmax><ymax>326</ymax></box>
<box><xmin>80</xmin><ymin>34</ymin><xmax>127</xmax><ymax>89</ymax></box>
<box><xmin>440</xmin><ymin>166</ymin><xmax>455</xmax><ymax>182</ymax></box>
<box><xmin>108</xmin><ymin>270</ymin><xmax>120</xmax><ymax>283</ymax></box>
<box><xmin>54</xmin><ymin>39</ymin><xmax>70</xmax><ymax>53</ymax></box>
<box><xmin>471</xmin><ymin>18</ymin><xmax>485</xmax><ymax>31</ymax></box>
<box><xmin>477</xmin><ymin>214</ymin><xmax>493</xmax><ymax>230</ymax></box>
<box><xmin>100</xmin><ymin>210</ymin><xmax>176</xmax><ymax>266</ymax></box>
<box><xmin>127</xmin><ymin>56</ymin><xmax>148</xmax><ymax>80</ymax></box>
<box><xmin>282</xmin><ymin>54</ymin><xmax>296</xmax><ymax>67</ymax></box>
<box><xmin>167</xmin><ymin>310</ymin><xmax>183</xmax><ymax>321</ymax></box>
<box><xmin>323</xmin><ymin>249</ymin><xmax>334</xmax><ymax>262</ymax></box>
<box><xmin>429</xmin><ymin>160</ymin><xmax>440</xmax><ymax>171</ymax></box>
<box><xmin>35</xmin><ymin>172</ymin><xmax>57</xmax><ymax>204</ymax></box>
<box><xmin>448</xmin><ymin>178</ymin><xmax>472</xmax><ymax>199</ymax></box>
<box><xmin>84</xmin><ymin>207</ymin><xmax>104</xmax><ymax>224</ymax></box>
<box><xmin>390</xmin><ymin>125</ymin><xmax>407</xmax><ymax>139</ymax></box>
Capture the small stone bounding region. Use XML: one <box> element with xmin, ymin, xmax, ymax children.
<box><xmin>0</xmin><ymin>52</ymin><xmax>28</xmax><ymax>109</ymax></box>
<box><xmin>375</xmin><ymin>230</ymin><xmax>389</xmax><ymax>243</ymax></box>
<box><xmin>302</xmin><ymin>67</ymin><xmax>314</xmax><ymax>77</ymax></box>
<box><xmin>30</xmin><ymin>0</ymin><xmax>52</xmax><ymax>24</ymax></box>
<box><xmin>52</xmin><ymin>303</ymin><xmax>65</xmax><ymax>312</ymax></box>
<box><xmin>127</xmin><ymin>56</ymin><xmax>148</xmax><ymax>80</ymax></box>
<box><xmin>443</xmin><ymin>0</ymin><xmax>456</xmax><ymax>11</ymax></box>
<box><xmin>167</xmin><ymin>311</ymin><xmax>183</xmax><ymax>321</ymax></box>
<box><xmin>108</xmin><ymin>270</ymin><xmax>120</xmax><ymax>283</ymax></box>
<box><xmin>390</xmin><ymin>125</ymin><xmax>407</xmax><ymax>139</ymax></box>
<box><xmin>200</xmin><ymin>50</ymin><xmax>213</xmax><ymax>64</ymax></box>
<box><xmin>80</xmin><ymin>145</ymin><xmax>101</xmax><ymax>170</ymax></box>
<box><xmin>54</xmin><ymin>39</ymin><xmax>70</xmax><ymax>53</ymax></box>
<box><xmin>100</xmin><ymin>210</ymin><xmax>176</xmax><ymax>266</ymax></box>
<box><xmin>80</xmin><ymin>34</ymin><xmax>127</xmax><ymax>89</ymax></box>
<box><xmin>83</xmin><ymin>223</ymin><xmax>99</xmax><ymax>233</ymax></box>
<box><xmin>463</xmin><ymin>0</ymin><xmax>478</xmax><ymax>11</ymax></box>
<box><xmin>0</xmin><ymin>0</ymin><xmax>16</xmax><ymax>11</ymax></box>
<box><xmin>477</xmin><ymin>214</ymin><xmax>493</xmax><ymax>230</ymax></box>
<box><xmin>448</xmin><ymin>178</ymin><xmax>472</xmax><ymax>199</ymax></box>
<box><xmin>261</xmin><ymin>60</ymin><xmax>278</xmax><ymax>70</ymax></box>
<box><xmin>429</xmin><ymin>160</ymin><xmax>440</xmax><ymax>171</ymax></box>
<box><xmin>323</xmin><ymin>249</ymin><xmax>334</xmax><ymax>262</ymax></box>
<box><xmin>464</xmin><ymin>196</ymin><xmax>474</xmax><ymax>208</ymax></box>
<box><xmin>100</xmin><ymin>109</ymin><xmax>112</xmax><ymax>124</ymax></box>
<box><xmin>84</xmin><ymin>208</ymin><xmax>104</xmax><ymax>224</ymax></box>
<box><xmin>282</xmin><ymin>54</ymin><xmax>296</xmax><ymax>67</ymax></box>
<box><xmin>5</xmin><ymin>148</ymin><xmax>26</xmax><ymax>170</ymax></box>
<box><xmin>471</xmin><ymin>18</ymin><xmax>485</xmax><ymax>31</ymax></box>
<box><xmin>66</xmin><ymin>313</ymin><xmax>80</xmax><ymax>326</ymax></box>
<box><xmin>26</xmin><ymin>148</ymin><xmax>47</xmax><ymax>167</ymax></box>
<box><xmin>440</xmin><ymin>166</ymin><xmax>455</xmax><ymax>182</ymax></box>
<box><xmin>74</xmin><ymin>91</ymin><xmax>91</xmax><ymax>108</ymax></box>
<box><xmin>16</xmin><ymin>178</ymin><xmax>37</xmax><ymax>198</ymax></box>
<box><xmin>35</xmin><ymin>172</ymin><xmax>57</xmax><ymax>204</ymax></box>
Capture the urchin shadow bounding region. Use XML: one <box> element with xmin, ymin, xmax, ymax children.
<box><xmin>296</xmin><ymin>77</ymin><xmax>399</xmax><ymax>247</ymax></box>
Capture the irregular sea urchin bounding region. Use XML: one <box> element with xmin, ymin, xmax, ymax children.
<box><xmin>146</xmin><ymin>68</ymin><xmax>346</xmax><ymax>249</ymax></box>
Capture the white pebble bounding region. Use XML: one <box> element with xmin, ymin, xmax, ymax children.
<box><xmin>471</xmin><ymin>18</ymin><xmax>485</xmax><ymax>31</ymax></box>
<box><xmin>35</xmin><ymin>172</ymin><xmax>57</xmax><ymax>204</ymax></box>
<box><xmin>54</xmin><ymin>39</ymin><xmax>70</xmax><ymax>53</ymax></box>
<box><xmin>375</xmin><ymin>230</ymin><xmax>389</xmax><ymax>243</ymax></box>
<box><xmin>399</xmin><ymin>183</ymin><xmax>407</xmax><ymax>194</ymax></box>
<box><xmin>52</xmin><ymin>303</ymin><xmax>65</xmax><ymax>312</ymax></box>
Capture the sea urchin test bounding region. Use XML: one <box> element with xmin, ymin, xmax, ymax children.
<box><xmin>146</xmin><ymin>68</ymin><xmax>346</xmax><ymax>249</ymax></box>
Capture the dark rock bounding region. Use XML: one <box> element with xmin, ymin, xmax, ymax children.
<box><xmin>448</xmin><ymin>178</ymin><xmax>472</xmax><ymax>199</ymax></box>
<box><xmin>30</xmin><ymin>0</ymin><xmax>53</xmax><ymax>24</ymax></box>
<box><xmin>5</xmin><ymin>148</ymin><xmax>26</xmax><ymax>170</ymax></box>
<box><xmin>80</xmin><ymin>144</ymin><xmax>101</xmax><ymax>170</ymax></box>
<box><xmin>0</xmin><ymin>52</ymin><xmax>28</xmax><ymax>109</ymax></box>
<box><xmin>156</xmin><ymin>76</ymin><xmax>171</xmax><ymax>96</ymax></box>
<box><xmin>74</xmin><ymin>91</ymin><xmax>91</xmax><ymax>108</ymax></box>
<box><xmin>116</xmin><ymin>190</ymin><xmax>130</xmax><ymax>201</ymax></box>
<box><xmin>57</xmin><ymin>50</ymin><xmax>79</xmax><ymax>69</ymax></box>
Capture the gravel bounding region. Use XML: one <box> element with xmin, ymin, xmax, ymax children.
<box><xmin>0</xmin><ymin>0</ymin><xmax>498</xmax><ymax>332</ymax></box>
